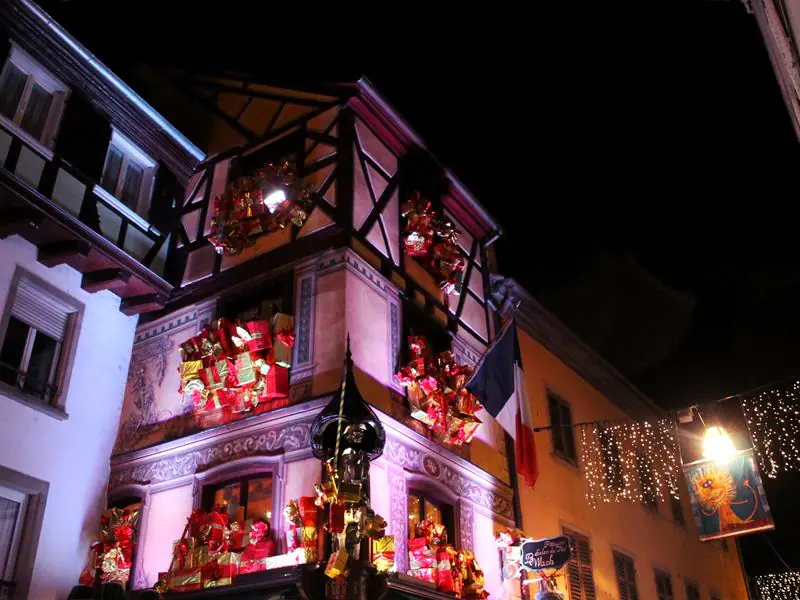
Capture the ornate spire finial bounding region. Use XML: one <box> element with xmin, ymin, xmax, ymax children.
<box><xmin>345</xmin><ymin>333</ymin><xmax>352</xmax><ymax>362</ymax></box>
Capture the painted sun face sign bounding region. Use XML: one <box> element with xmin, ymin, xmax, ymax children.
<box><xmin>520</xmin><ymin>536</ymin><xmax>572</xmax><ymax>572</ymax></box>
<box><xmin>683</xmin><ymin>448</ymin><xmax>775</xmax><ymax>541</ymax></box>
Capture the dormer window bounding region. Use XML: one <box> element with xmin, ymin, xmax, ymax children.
<box><xmin>100</xmin><ymin>130</ymin><xmax>156</xmax><ymax>216</ymax></box>
<box><xmin>0</xmin><ymin>45</ymin><xmax>68</xmax><ymax>147</ymax></box>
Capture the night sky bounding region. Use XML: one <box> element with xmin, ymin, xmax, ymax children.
<box><xmin>42</xmin><ymin>0</ymin><xmax>800</xmax><ymax>583</ymax></box>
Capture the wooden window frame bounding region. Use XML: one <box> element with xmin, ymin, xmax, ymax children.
<box><xmin>407</xmin><ymin>490</ymin><xmax>455</xmax><ymax>545</ymax></box>
<box><xmin>201</xmin><ymin>472</ymin><xmax>275</xmax><ymax>524</ymax></box>
<box><xmin>548</xmin><ymin>392</ymin><xmax>578</xmax><ymax>466</ymax></box>
<box><xmin>612</xmin><ymin>549</ymin><xmax>639</xmax><ymax>600</ymax></box>
<box><xmin>562</xmin><ymin>526</ymin><xmax>596</xmax><ymax>600</ymax></box>
<box><xmin>685</xmin><ymin>579</ymin><xmax>701</xmax><ymax>600</ymax></box>
<box><xmin>654</xmin><ymin>568</ymin><xmax>674</xmax><ymax>600</ymax></box>
<box><xmin>0</xmin><ymin>43</ymin><xmax>69</xmax><ymax>151</ymax></box>
<box><xmin>99</xmin><ymin>129</ymin><xmax>157</xmax><ymax>219</ymax></box>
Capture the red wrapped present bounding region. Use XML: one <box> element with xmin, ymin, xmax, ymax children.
<box><xmin>241</xmin><ymin>540</ymin><xmax>275</xmax><ymax>561</ymax></box>
<box><xmin>238</xmin><ymin>557</ymin><xmax>269</xmax><ymax>575</ymax></box>
<box><xmin>329</xmin><ymin>502</ymin><xmax>345</xmax><ymax>534</ymax></box>
<box><xmin>169</xmin><ymin>567</ymin><xmax>202</xmax><ymax>591</ymax></box>
<box><xmin>409</xmin><ymin>567</ymin><xmax>437</xmax><ymax>583</ymax></box>
<box><xmin>299</xmin><ymin>496</ymin><xmax>318</xmax><ymax>527</ymax></box>
<box><xmin>201</xmin><ymin>552</ymin><xmax>239</xmax><ymax>588</ymax></box>
<box><xmin>270</xmin><ymin>313</ymin><xmax>295</xmax><ymax>368</ymax></box>
<box><xmin>373</xmin><ymin>536</ymin><xmax>396</xmax><ymax>573</ymax></box>
<box><xmin>209</xmin><ymin>318</ymin><xmax>237</xmax><ymax>357</ymax></box>
<box><xmin>324</xmin><ymin>549</ymin><xmax>349</xmax><ymax>579</ymax></box>
<box><xmin>408</xmin><ymin>336</ymin><xmax>429</xmax><ymax>359</ymax></box>
<box><xmin>234</xmin><ymin>320</ymin><xmax>272</xmax><ymax>352</ymax></box>
<box><xmin>234</xmin><ymin>352</ymin><xmax>267</xmax><ymax>388</ymax></box>
<box><xmin>180</xmin><ymin>336</ymin><xmax>203</xmax><ymax>361</ymax></box>
<box><xmin>256</xmin><ymin>365</ymin><xmax>289</xmax><ymax>400</ymax></box>
<box><xmin>203</xmin><ymin>510</ymin><xmax>229</xmax><ymax>551</ymax></box>
<box><xmin>408</xmin><ymin>537</ymin><xmax>436</xmax><ymax>569</ymax></box>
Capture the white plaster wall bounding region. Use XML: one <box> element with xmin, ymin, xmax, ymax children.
<box><xmin>284</xmin><ymin>457</ymin><xmax>320</xmax><ymax>504</ymax></box>
<box><xmin>472</xmin><ymin>510</ymin><xmax>503</xmax><ymax>600</ymax></box>
<box><xmin>368</xmin><ymin>461</ymin><xmax>390</xmax><ymax>531</ymax></box>
<box><xmin>139</xmin><ymin>484</ymin><xmax>194</xmax><ymax>587</ymax></box>
<box><xmin>0</xmin><ymin>235</ymin><xmax>137</xmax><ymax>599</ymax></box>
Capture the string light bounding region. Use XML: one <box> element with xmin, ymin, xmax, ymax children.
<box><xmin>579</xmin><ymin>419</ymin><xmax>680</xmax><ymax>507</ymax></box>
<box><xmin>742</xmin><ymin>380</ymin><xmax>800</xmax><ymax>478</ymax></box>
<box><xmin>754</xmin><ymin>572</ymin><xmax>800</xmax><ymax>600</ymax></box>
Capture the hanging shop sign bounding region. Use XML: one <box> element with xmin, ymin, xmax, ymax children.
<box><xmin>521</xmin><ymin>536</ymin><xmax>572</xmax><ymax>572</ymax></box>
<box><xmin>683</xmin><ymin>448</ymin><xmax>775</xmax><ymax>541</ymax></box>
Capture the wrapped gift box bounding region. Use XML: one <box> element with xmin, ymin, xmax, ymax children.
<box><xmin>201</xmin><ymin>552</ymin><xmax>240</xmax><ymax>588</ymax></box>
<box><xmin>169</xmin><ymin>567</ymin><xmax>202</xmax><ymax>592</ymax></box>
<box><xmin>408</xmin><ymin>567</ymin><xmax>437</xmax><ymax>583</ymax></box>
<box><xmin>325</xmin><ymin>549</ymin><xmax>348</xmax><ymax>578</ymax></box>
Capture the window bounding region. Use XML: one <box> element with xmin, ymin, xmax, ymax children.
<box><xmin>202</xmin><ymin>473</ymin><xmax>273</xmax><ymax>523</ymax></box>
<box><xmin>0</xmin><ymin>271</ymin><xmax>80</xmax><ymax>405</ymax></box>
<box><xmin>636</xmin><ymin>453</ymin><xmax>657</xmax><ymax>510</ymax></box>
<box><xmin>685</xmin><ymin>580</ymin><xmax>700</xmax><ymax>600</ymax></box>
<box><xmin>613</xmin><ymin>551</ymin><xmax>639</xmax><ymax>600</ymax></box>
<box><xmin>654</xmin><ymin>569</ymin><xmax>674</xmax><ymax>600</ymax></box>
<box><xmin>0</xmin><ymin>45</ymin><xmax>68</xmax><ymax>146</ymax></box>
<box><xmin>549</xmin><ymin>393</ymin><xmax>577</xmax><ymax>464</ymax></box>
<box><xmin>0</xmin><ymin>484</ymin><xmax>27</xmax><ymax>584</ymax></box>
<box><xmin>599</xmin><ymin>429</ymin><xmax>623</xmax><ymax>490</ymax></box>
<box><xmin>408</xmin><ymin>492</ymin><xmax>454</xmax><ymax>543</ymax></box>
<box><xmin>670</xmin><ymin>495</ymin><xmax>685</xmax><ymax>527</ymax></box>
<box><xmin>100</xmin><ymin>130</ymin><xmax>156</xmax><ymax>216</ymax></box>
<box><xmin>563</xmin><ymin>528</ymin><xmax>596</xmax><ymax>600</ymax></box>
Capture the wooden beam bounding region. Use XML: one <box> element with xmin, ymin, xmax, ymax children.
<box><xmin>81</xmin><ymin>268</ymin><xmax>130</xmax><ymax>293</ymax></box>
<box><xmin>0</xmin><ymin>208</ymin><xmax>43</xmax><ymax>238</ymax></box>
<box><xmin>120</xmin><ymin>293</ymin><xmax>166</xmax><ymax>316</ymax></box>
<box><xmin>38</xmin><ymin>240</ymin><xmax>89</xmax><ymax>267</ymax></box>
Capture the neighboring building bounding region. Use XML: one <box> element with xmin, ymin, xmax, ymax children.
<box><xmin>0</xmin><ymin>1</ymin><xmax>749</xmax><ymax>599</ymax></box>
<box><xmin>0</xmin><ymin>0</ymin><xmax>204</xmax><ymax>597</ymax></box>
<box><xmin>748</xmin><ymin>0</ymin><xmax>800</xmax><ymax>140</ymax></box>
<box><xmin>491</xmin><ymin>278</ymin><xmax>750</xmax><ymax>600</ymax></box>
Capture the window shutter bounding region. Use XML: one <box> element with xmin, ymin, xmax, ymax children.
<box><xmin>614</xmin><ymin>554</ymin><xmax>629</xmax><ymax>600</ymax></box>
<box><xmin>148</xmin><ymin>161</ymin><xmax>179</xmax><ymax>232</ymax></box>
<box><xmin>577</xmin><ymin>536</ymin><xmax>595</xmax><ymax>600</ymax></box>
<box><xmin>549</xmin><ymin>395</ymin><xmax>564</xmax><ymax>453</ymax></box>
<box><xmin>55</xmin><ymin>91</ymin><xmax>111</xmax><ymax>181</ymax></box>
<box><xmin>11</xmin><ymin>275</ymin><xmax>77</xmax><ymax>341</ymax></box>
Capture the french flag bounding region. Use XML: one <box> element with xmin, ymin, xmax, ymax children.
<box><xmin>466</xmin><ymin>322</ymin><xmax>538</xmax><ymax>488</ymax></box>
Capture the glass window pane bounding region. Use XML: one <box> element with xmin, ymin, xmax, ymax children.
<box><xmin>0</xmin><ymin>317</ymin><xmax>29</xmax><ymax>388</ymax></box>
<box><xmin>424</xmin><ymin>501</ymin><xmax>442</xmax><ymax>525</ymax></box>
<box><xmin>121</xmin><ymin>160</ymin><xmax>144</xmax><ymax>209</ymax></box>
<box><xmin>408</xmin><ymin>494</ymin><xmax>422</xmax><ymax>538</ymax></box>
<box><xmin>0</xmin><ymin>63</ymin><xmax>26</xmax><ymax>121</ymax></box>
<box><xmin>22</xmin><ymin>330</ymin><xmax>57</xmax><ymax>401</ymax></box>
<box><xmin>246</xmin><ymin>476</ymin><xmax>272</xmax><ymax>522</ymax></box>
<box><xmin>0</xmin><ymin>496</ymin><xmax>20</xmax><ymax>578</ymax></box>
<box><xmin>19</xmin><ymin>83</ymin><xmax>53</xmax><ymax>141</ymax></box>
<box><xmin>101</xmin><ymin>146</ymin><xmax>124</xmax><ymax>196</ymax></box>
<box><xmin>213</xmin><ymin>483</ymin><xmax>241</xmax><ymax>522</ymax></box>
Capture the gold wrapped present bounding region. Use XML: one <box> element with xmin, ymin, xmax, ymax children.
<box><xmin>325</xmin><ymin>549</ymin><xmax>349</xmax><ymax>578</ymax></box>
<box><xmin>169</xmin><ymin>567</ymin><xmax>202</xmax><ymax>592</ymax></box>
<box><xmin>408</xmin><ymin>383</ymin><xmax>436</xmax><ymax>427</ymax></box>
<box><xmin>170</xmin><ymin>538</ymin><xmax>196</xmax><ymax>570</ymax></box>
<box><xmin>339</xmin><ymin>481</ymin><xmax>362</xmax><ymax>503</ymax></box>
<box><xmin>302</xmin><ymin>526</ymin><xmax>317</xmax><ymax>545</ymax></box>
<box><xmin>271</xmin><ymin>313</ymin><xmax>294</xmax><ymax>368</ymax></box>
<box><xmin>293</xmin><ymin>546</ymin><xmax>318</xmax><ymax>564</ymax></box>
<box><xmin>201</xmin><ymin>551</ymin><xmax>240</xmax><ymax>588</ymax></box>
<box><xmin>373</xmin><ymin>535</ymin><xmax>396</xmax><ymax>573</ymax></box>
<box><xmin>180</xmin><ymin>360</ymin><xmax>205</xmax><ymax>392</ymax></box>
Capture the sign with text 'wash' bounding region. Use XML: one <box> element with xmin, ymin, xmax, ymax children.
<box><xmin>520</xmin><ymin>536</ymin><xmax>572</xmax><ymax>571</ymax></box>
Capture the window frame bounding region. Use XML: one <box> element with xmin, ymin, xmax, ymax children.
<box><xmin>0</xmin><ymin>268</ymin><xmax>82</xmax><ymax>415</ymax></box>
<box><xmin>612</xmin><ymin>549</ymin><xmax>639</xmax><ymax>600</ymax></box>
<box><xmin>653</xmin><ymin>568</ymin><xmax>674</xmax><ymax>600</ymax></box>
<box><xmin>100</xmin><ymin>129</ymin><xmax>157</xmax><ymax>218</ymax></box>
<box><xmin>562</xmin><ymin>526</ymin><xmax>596</xmax><ymax>600</ymax></box>
<box><xmin>685</xmin><ymin>579</ymin><xmax>701</xmax><ymax>600</ymax></box>
<box><xmin>0</xmin><ymin>44</ymin><xmax>69</xmax><ymax>150</ymax></box>
<box><xmin>201</xmin><ymin>472</ymin><xmax>276</xmax><ymax>524</ymax></box>
<box><xmin>670</xmin><ymin>494</ymin><xmax>686</xmax><ymax>528</ymax></box>
<box><xmin>548</xmin><ymin>391</ymin><xmax>578</xmax><ymax>466</ymax></box>
<box><xmin>0</xmin><ymin>484</ymin><xmax>28</xmax><ymax>582</ymax></box>
<box><xmin>407</xmin><ymin>489</ymin><xmax>455</xmax><ymax>544</ymax></box>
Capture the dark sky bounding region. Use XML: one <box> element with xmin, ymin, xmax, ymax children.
<box><xmin>42</xmin><ymin>0</ymin><xmax>800</xmax><ymax>582</ymax></box>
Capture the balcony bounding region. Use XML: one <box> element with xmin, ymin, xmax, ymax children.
<box><xmin>0</xmin><ymin>120</ymin><xmax>171</xmax><ymax>315</ymax></box>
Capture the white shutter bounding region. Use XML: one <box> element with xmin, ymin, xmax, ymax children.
<box><xmin>11</xmin><ymin>275</ymin><xmax>77</xmax><ymax>341</ymax></box>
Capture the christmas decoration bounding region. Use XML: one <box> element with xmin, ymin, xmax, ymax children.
<box><xmin>754</xmin><ymin>572</ymin><xmax>800</xmax><ymax>600</ymax></box>
<box><xmin>407</xmin><ymin>519</ymin><xmax>487</xmax><ymax>598</ymax></box>
<box><xmin>578</xmin><ymin>418</ymin><xmax>680</xmax><ymax>507</ymax></box>
<box><xmin>742</xmin><ymin>379</ymin><xmax>800</xmax><ymax>478</ymax></box>
<box><xmin>209</xmin><ymin>161</ymin><xmax>314</xmax><ymax>255</ymax></box>
<box><xmin>178</xmin><ymin>314</ymin><xmax>293</xmax><ymax>423</ymax></box>
<box><xmin>401</xmin><ymin>194</ymin><xmax>466</xmax><ymax>295</ymax></box>
<box><xmin>78</xmin><ymin>507</ymin><xmax>140</xmax><ymax>586</ymax></box>
<box><xmin>395</xmin><ymin>336</ymin><xmax>483</xmax><ymax>445</ymax></box>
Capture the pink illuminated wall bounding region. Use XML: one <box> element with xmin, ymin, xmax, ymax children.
<box><xmin>139</xmin><ymin>484</ymin><xmax>194</xmax><ymax>587</ymax></box>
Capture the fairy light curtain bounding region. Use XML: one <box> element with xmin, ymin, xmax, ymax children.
<box><xmin>742</xmin><ymin>379</ymin><xmax>800</xmax><ymax>479</ymax></box>
<box><xmin>754</xmin><ymin>572</ymin><xmax>800</xmax><ymax>600</ymax></box>
<box><xmin>578</xmin><ymin>418</ymin><xmax>680</xmax><ymax>507</ymax></box>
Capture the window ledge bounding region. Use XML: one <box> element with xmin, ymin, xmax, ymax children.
<box><xmin>0</xmin><ymin>114</ymin><xmax>54</xmax><ymax>161</ymax></box>
<box><xmin>0</xmin><ymin>382</ymin><xmax>69</xmax><ymax>421</ymax></box>
<box><xmin>551</xmin><ymin>451</ymin><xmax>580</xmax><ymax>473</ymax></box>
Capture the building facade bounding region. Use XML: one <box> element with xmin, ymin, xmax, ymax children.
<box><xmin>0</xmin><ymin>0</ymin><xmax>748</xmax><ymax>598</ymax></box>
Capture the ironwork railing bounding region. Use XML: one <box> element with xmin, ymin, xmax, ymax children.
<box><xmin>0</xmin><ymin>359</ymin><xmax>56</xmax><ymax>403</ymax></box>
<box><xmin>0</xmin><ymin>121</ymin><xmax>168</xmax><ymax>275</ymax></box>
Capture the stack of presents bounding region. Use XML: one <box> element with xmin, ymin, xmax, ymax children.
<box><xmin>406</xmin><ymin>520</ymin><xmax>488</xmax><ymax>598</ymax></box>
<box><xmin>178</xmin><ymin>311</ymin><xmax>295</xmax><ymax>425</ymax></box>
<box><xmin>395</xmin><ymin>336</ymin><xmax>483</xmax><ymax>446</ymax></box>
<box><xmin>162</xmin><ymin>498</ymin><xmax>321</xmax><ymax>591</ymax></box>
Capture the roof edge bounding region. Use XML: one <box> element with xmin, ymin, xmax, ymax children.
<box><xmin>494</xmin><ymin>276</ymin><xmax>663</xmax><ymax>418</ymax></box>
